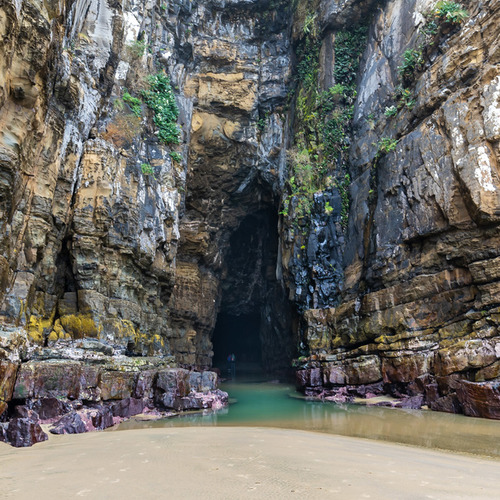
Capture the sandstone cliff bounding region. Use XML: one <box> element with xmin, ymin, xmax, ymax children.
<box><xmin>0</xmin><ymin>0</ymin><xmax>499</xmax><ymax>424</ymax></box>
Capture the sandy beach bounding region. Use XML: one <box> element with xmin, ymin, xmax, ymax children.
<box><xmin>0</xmin><ymin>427</ymin><xmax>498</xmax><ymax>499</ymax></box>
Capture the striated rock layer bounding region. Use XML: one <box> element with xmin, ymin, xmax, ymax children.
<box><xmin>0</xmin><ymin>328</ymin><xmax>226</xmax><ymax>447</ymax></box>
<box><xmin>0</xmin><ymin>0</ymin><xmax>296</xmax><ymax>371</ymax></box>
<box><xmin>297</xmin><ymin>0</ymin><xmax>500</xmax><ymax>419</ymax></box>
<box><xmin>0</xmin><ymin>0</ymin><xmax>499</xmax><ymax>427</ymax></box>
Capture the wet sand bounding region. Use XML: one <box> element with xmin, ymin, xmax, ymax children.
<box><xmin>0</xmin><ymin>427</ymin><xmax>498</xmax><ymax>499</ymax></box>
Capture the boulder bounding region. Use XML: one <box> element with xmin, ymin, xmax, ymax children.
<box><xmin>201</xmin><ymin>371</ymin><xmax>218</xmax><ymax>392</ymax></box>
<box><xmin>322</xmin><ymin>363</ymin><xmax>347</xmax><ymax>385</ymax></box>
<box><xmin>157</xmin><ymin>392</ymin><xmax>177</xmax><ymax>410</ymax></box>
<box><xmin>5</xmin><ymin>417</ymin><xmax>48</xmax><ymax>447</ymax></box>
<box><xmin>110</xmin><ymin>397</ymin><xmax>144</xmax><ymax>418</ymax></box>
<box><xmin>36</xmin><ymin>397</ymin><xmax>71</xmax><ymax>420</ymax></box>
<box><xmin>50</xmin><ymin>412</ymin><xmax>87</xmax><ymax>435</ymax></box>
<box><xmin>296</xmin><ymin>367</ymin><xmax>322</xmax><ymax>388</ymax></box>
<box><xmin>158</xmin><ymin>388</ymin><xmax>227</xmax><ymax>411</ymax></box>
<box><xmin>156</xmin><ymin>368</ymin><xmax>194</xmax><ymax>397</ymax></box>
<box><xmin>397</xmin><ymin>395</ymin><xmax>424</xmax><ymax>410</ymax></box>
<box><xmin>456</xmin><ymin>380</ymin><xmax>500</xmax><ymax>419</ymax></box>
<box><xmin>12</xmin><ymin>405</ymin><xmax>38</xmax><ymax>419</ymax></box>
<box><xmin>50</xmin><ymin>407</ymin><xmax>114</xmax><ymax>434</ymax></box>
<box><xmin>156</xmin><ymin>368</ymin><xmax>179</xmax><ymax>393</ymax></box>
<box><xmin>430</xmin><ymin>394</ymin><xmax>462</xmax><ymax>414</ymax></box>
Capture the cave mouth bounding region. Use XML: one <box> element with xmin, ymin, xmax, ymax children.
<box><xmin>211</xmin><ymin>202</ymin><xmax>296</xmax><ymax>379</ymax></box>
<box><xmin>212</xmin><ymin>312</ymin><xmax>263</xmax><ymax>373</ymax></box>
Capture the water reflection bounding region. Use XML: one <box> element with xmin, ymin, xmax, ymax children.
<box><xmin>116</xmin><ymin>381</ymin><xmax>500</xmax><ymax>458</ymax></box>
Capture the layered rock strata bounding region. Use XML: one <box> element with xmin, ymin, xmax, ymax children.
<box><xmin>0</xmin><ymin>328</ymin><xmax>225</xmax><ymax>447</ymax></box>
<box><xmin>0</xmin><ymin>0</ymin><xmax>295</xmax><ymax>371</ymax></box>
<box><xmin>0</xmin><ymin>0</ymin><xmax>499</xmax><ymax>428</ymax></box>
<box><xmin>296</xmin><ymin>0</ymin><xmax>500</xmax><ymax>419</ymax></box>
<box><xmin>0</xmin><ymin>0</ymin><xmax>188</xmax><ymax>356</ymax></box>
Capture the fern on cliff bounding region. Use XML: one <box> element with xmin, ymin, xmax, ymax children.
<box><xmin>141</xmin><ymin>73</ymin><xmax>180</xmax><ymax>145</ymax></box>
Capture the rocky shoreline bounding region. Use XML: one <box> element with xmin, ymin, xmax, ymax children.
<box><xmin>296</xmin><ymin>359</ymin><xmax>500</xmax><ymax>419</ymax></box>
<box><xmin>0</xmin><ymin>328</ymin><xmax>227</xmax><ymax>447</ymax></box>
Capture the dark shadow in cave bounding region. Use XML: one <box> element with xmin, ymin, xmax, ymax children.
<box><xmin>212</xmin><ymin>313</ymin><xmax>262</xmax><ymax>370</ymax></box>
<box><xmin>211</xmin><ymin>202</ymin><xmax>296</xmax><ymax>379</ymax></box>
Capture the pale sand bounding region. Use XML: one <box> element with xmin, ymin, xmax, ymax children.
<box><xmin>0</xmin><ymin>427</ymin><xmax>498</xmax><ymax>499</ymax></box>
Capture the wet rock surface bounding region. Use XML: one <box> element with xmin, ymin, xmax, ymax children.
<box><xmin>295</xmin><ymin>0</ymin><xmax>500</xmax><ymax>421</ymax></box>
<box><xmin>457</xmin><ymin>380</ymin><xmax>500</xmax><ymax>420</ymax></box>
<box><xmin>0</xmin><ymin>332</ymin><xmax>226</xmax><ymax>446</ymax></box>
<box><xmin>0</xmin><ymin>416</ymin><xmax>48</xmax><ymax>448</ymax></box>
<box><xmin>50</xmin><ymin>407</ymin><xmax>115</xmax><ymax>435</ymax></box>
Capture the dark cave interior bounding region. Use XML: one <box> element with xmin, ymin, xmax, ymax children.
<box><xmin>212</xmin><ymin>312</ymin><xmax>262</xmax><ymax>367</ymax></box>
<box><xmin>211</xmin><ymin>204</ymin><xmax>296</xmax><ymax>377</ymax></box>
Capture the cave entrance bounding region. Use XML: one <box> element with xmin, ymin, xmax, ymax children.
<box><xmin>212</xmin><ymin>312</ymin><xmax>262</xmax><ymax>367</ymax></box>
<box><xmin>211</xmin><ymin>203</ymin><xmax>296</xmax><ymax>379</ymax></box>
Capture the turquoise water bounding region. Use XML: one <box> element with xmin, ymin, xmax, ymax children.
<box><xmin>117</xmin><ymin>379</ymin><xmax>500</xmax><ymax>458</ymax></box>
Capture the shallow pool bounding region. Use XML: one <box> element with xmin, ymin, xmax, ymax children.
<box><xmin>117</xmin><ymin>379</ymin><xmax>500</xmax><ymax>458</ymax></box>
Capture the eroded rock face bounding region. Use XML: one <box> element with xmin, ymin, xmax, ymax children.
<box><xmin>0</xmin><ymin>0</ymin><xmax>295</xmax><ymax>371</ymax></box>
<box><xmin>50</xmin><ymin>407</ymin><xmax>115</xmax><ymax>435</ymax></box>
<box><xmin>2</xmin><ymin>417</ymin><xmax>48</xmax><ymax>447</ymax></box>
<box><xmin>0</xmin><ymin>361</ymin><xmax>18</xmax><ymax>417</ymax></box>
<box><xmin>0</xmin><ymin>0</ymin><xmax>500</xmax><ymax>422</ymax></box>
<box><xmin>0</xmin><ymin>339</ymin><xmax>226</xmax><ymax>445</ymax></box>
<box><xmin>169</xmin><ymin>0</ymin><xmax>294</xmax><ymax>368</ymax></box>
<box><xmin>297</xmin><ymin>0</ymin><xmax>500</xmax><ymax>419</ymax></box>
<box><xmin>0</xmin><ymin>0</ymin><xmax>186</xmax><ymax>356</ymax></box>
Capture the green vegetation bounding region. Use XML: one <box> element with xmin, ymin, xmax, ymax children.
<box><xmin>122</xmin><ymin>91</ymin><xmax>142</xmax><ymax>117</ymax></box>
<box><xmin>391</xmin><ymin>1</ymin><xmax>468</xmax><ymax>108</ymax></box>
<box><xmin>257</xmin><ymin>111</ymin><xmax>270</xmax><ymax>132</ymax></box>
<box><xmin>393</xmin><ymin>85</ymin><xmax>416</xmax><ymax>110</ymax></box>
<box><xmin>169</xmin><ymin>151</ymin><xmax>182</xmax><ymax>162</ymax></box>
<box><xmin>336</xmin><ymin>173</ymin><xmax>351</xmax><ymax>229</ymax></box>
<box><xmin>280</xmin><ymin>149</ymin><xmax>317</xmax><ymax>220</ymax></box>
<box><xmin>324</xmin><ymin>201</ymin><xmax>334</xmax><ymax>215</ymax></box>
<box><xmin>113</xmin><ymin>98</ymin><xmax>125</xmax><ymax>112</ymax></box>
<box><xmin>296</xmin><ymin>39</ymin><xmax>320</xmax><ymax>94</ymax></box>
<box><xmin>127</xmin><ymin>39</ymin><xmax>147</xmax><ymax>59</ymax></box>
<box><xmin>384</xmin><ymin>105</ymin><xmax>398</xmax><ymax>118</ymax></box>
<box><xmin>333</xmin><ymin>27</ymin><xmax>369</xmax><ymax>93</ymax></box>
<box><xmin>398</xmin><ymin>48</ymin><xmax>424</xmax><ymax>82</ymax></box>
<box><xmin>303</xmin><ymin>12</ymin><xmax>318</xmax><ymax>38</ymax></box>
<box><xmin>376</xmin><ymin>137</ymin><xmax>398</xmax><ymax>156</ymax></box>
<box><xmin>141</xmin><ymin>73</ymin><xmax>180</xmax><ymax>145</ymax></box>
<box><xmin>140</xmin><ymin>163</ymin><xmax>155</xmax><ymax>176</ymax></box>
<box><xmin>432</xmin><ymin>1</ymin><xmax>469</xmax><ymax>24</ymax></box>
<box><xmin>284</xmin><ymin>16</ymin><xmax>368</xmax><ymax>232</ymax></box>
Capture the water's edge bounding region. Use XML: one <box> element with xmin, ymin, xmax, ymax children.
<box><xmin>116</xmin><ymin>380</ymin><xmax>500</xmax><ymax>459</ymax></box>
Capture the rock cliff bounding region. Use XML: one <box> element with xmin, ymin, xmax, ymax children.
<box><xmin>295</xmin><ymin>0</ymin><xmax>500</xmax><ymax>419</ymax></box>
<box><xmin>0</xmin><ymin>0</ymin><xmax>500</xmax><ymax>429</ymax></box>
